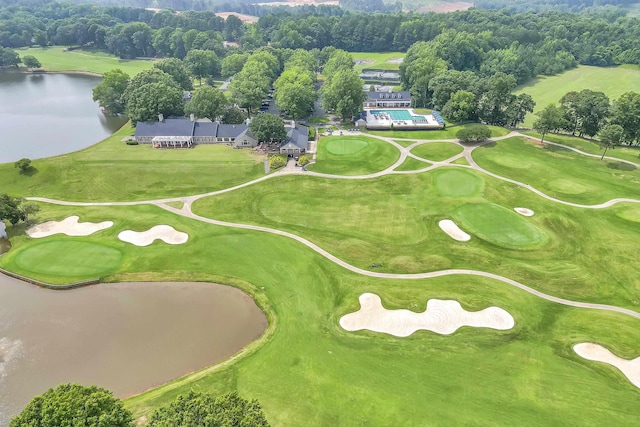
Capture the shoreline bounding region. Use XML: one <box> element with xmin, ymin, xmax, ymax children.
<box><xmin>1</xmin><ymin>68</ymin><xmax>104</xmax><ymax>77</ymax></box>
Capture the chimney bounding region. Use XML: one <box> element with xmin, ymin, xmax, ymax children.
<box><xmin>158</xmin><ymin>113</ymin><xmax>164</xmax><ymax>122</ymax></box>
<box><xmin>190</xmin><ymin>113</ymin><xmax>195</xmax><ymax>122</ymax></box>
<box><xmin>291</xmin><ymin>120</ymin><xmax>295</xmax><ymax>128</ymax></box>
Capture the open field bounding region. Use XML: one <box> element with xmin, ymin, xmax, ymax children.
<box><xmin>3</xmin><ymin>125</ymin><xmax>640</xmax><ymax>424</ymax></box>
<box><xmin>411</xmin><ymin>141</ymin><xmax>463</xmax><ymax>162</ymax></box>
<box><xmin>0</xmin><ymin>124</ymin><xmax>264</xmax><ymax>202</ymax></box>
<box><xmin>365</xmin><ymin>124</ymin><xmax>509</xmax><ymax>140</ymax></box>
<box><xmin>350</xmin><ymin>52</ymin><xmax>406</xmax><ymax>71</ymax></box>
<box><xmin>307</xmin><ymin>136</ymin><xmax>400</xmax><ymax>175</ymax></box>
<box><xmin>473</xmin><ymin>136</ymin><xmax>640</xmax><ymax>204</ymax></box>
<box><xmin>515</xmin><ymin>65</ymin><xmax>640</xmax><ymax>128</ymax></box>
<box><xmin>15</xmin><ymin>46</ymin><xmax>155</xmax><ymax>76</ymax></box>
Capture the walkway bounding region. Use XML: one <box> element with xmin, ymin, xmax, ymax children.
<box><xmin>25</xmin><ymin>130</ymin><xmax>640</xmax><ymax>320</ymax></box>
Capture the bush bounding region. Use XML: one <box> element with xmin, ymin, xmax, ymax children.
<box><xmin>269</xmin><ymin>155</ymin><xmax>286</xmax><ymax>169</ymax></box>
<box><xmin>298</xmin><ymin>154</ymin><xmax>312</xmax><ymax>166</ymax></box>
<box><xmin>456</xmin><ymin>125</ymin><xmax>492</xmax><ymax>143</ymax></box>
<box><xmin>309</xmin><ymin>126</ymin><xmax>316</xmax><ymax>139</ymax></box>
<box><xmin>125</xmin><ymin>140</ymin><xmax>139</xmax><ymax>145</ymax></box>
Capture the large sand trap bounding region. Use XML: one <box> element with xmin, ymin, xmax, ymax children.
<box><xmin>27</xmin><ymin>216</ymin><xmax>113</xmax><ymax>238</ymax></box>
<box><xmin>574</xmin><ymin>343</ymin><xmax>640</xmax><ymax>389</ymax></box>
<box><xmin>118</xmin><ymin>225</ymin><xmax>188</xmax><ymax>247</ymax></box>
<box><xmin>438</xmin><ymin>219</ymin><xmax>471</xmax><ymax>242</ymax></box>
<box><xmin>340</xmin><ymin>293</ymin><xmax>514</xmax><ymax>337</ymax></box>
<box><xmin>514</xmin><ymin>207</ymin><xmax>534</xmax><ymax>217</ymax></box>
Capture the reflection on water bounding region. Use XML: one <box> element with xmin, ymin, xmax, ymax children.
<box><xmin>0</xmin><ymin>276</ymin><xmax>267</xmax><ymax>424</ymax></box>
<box><xmin>0</xmin><ymin>73</ymin><xmax>127</xmax><ymax>164</ymax></box>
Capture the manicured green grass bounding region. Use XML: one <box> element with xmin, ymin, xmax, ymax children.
<box><xmin>433</xmin><ymin>168</ymin><xmax>483</xmax><ymax>197</ymax></box>
<box><xmin>366</xmin><ymin>124</ymin><xmax>508</xmax><ymax>140</ymax></box>
<box><xmin>309</xmin><ymin>117</ymin><xmax>329</xmax><ymax>124</ymax></box>
<box><xmin>394</xmin><ymin>157</ymin><xmax>430</xmax><ymax>171</ymax></box>
<box><xmin>4</xmin><ymin>201</ymin><xmax>640</xmax><ymax>425</ymax></box>
<box><xmin>11</xmin><ymin>239</ymin><xmax>122</xmax><ymax>280</ymax></box>
<box><xmin>515</xmin><ymin>65</ymin><xmax>640</xmax><ymax>128</ymax></box>
<box><xmin>393</xmin><ymin>139</ymin><xmax>417</xmax><ymax>148</ymax></box>
<box><xmin>349</xmin><ymin>52</ymin><xmax>406</xmax><ymax>71</ymax></box>
<box><xmin>16</xmin><ymin>46</ymin><xmax>155</xmax><ymax>76</ymax></box>
<box><xmin>411</xmin><ymin>141</ymin><xmax>464</xmax><ymax>162</ymax></box>
<box><xmin>473</xmin><ymin>137</ymin><xmax>640</xmax><ymax>204</ymax></box>
<box><xmin>454</xmin><ymin>203</ymin><xmax>548</xmax><ymax>249</ymax></box>
<box><xmin>306</xmin><ymin>136</ymin><xmax>400</xmax><ymax>175</ymax></box>
<box><xmin>0</xmin><ymin>124</ymin><xmax>265</xmax><ymax>201</ymax></box>
<box><xmin>522</xmin><ymin>131</ymin><xmax>640</xmax><ymax>164</ymax></box>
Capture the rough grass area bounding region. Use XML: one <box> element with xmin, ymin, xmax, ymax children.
<box><xmin>411</xmin><ymin>142</ymin><xmax>464</xmax><ymax>162</ymax></box>
<box><xmin>433</xmin><ymin>169</ymin><xmax>483</xmax><ymax>197</ymax></box>
<box><xmin>0</xmin><ymin>124</ymin><xmax>264</xmax><ymax>201</ymax></box>
<box><xmin>366</xmin><ymin>124</ymin><xmax>508</xmax><ymax>140</ymax></box>
<box><xmin>349</xmin><ymin>52</ymin><xmax>406</xmax><ymax>71</ymax></box>
<box><xmin>306</xmin><ymin>136</ymin><xmax>400</xmax><ymax>175</ymax></box>
<box><xmin>515</xmin><ymin>65</ymin><xmax>640</xmax><ymax>128</ymax></box>
<box><xmin>523</xmin><ymin>131</ymin><xmax>640</xmax><ymax>164</ymax></box>
<box><xmin>16</xmin><ymin>46</ymin><xmax>155</xmax><ymax>76</ymax></box>
<box><xmin>473</xmin><ymin>136</ymin><xmax>640</xmax><ymax>204</ymax></box>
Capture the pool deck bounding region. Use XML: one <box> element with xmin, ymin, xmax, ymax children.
<box><xmin>366</xmin><ymin>108</ymin><xmax>444</xmax><ymax>130</ymax></box>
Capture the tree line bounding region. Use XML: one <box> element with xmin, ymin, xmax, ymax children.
<box><xmin>534</xmin><ymin>90</ymin><xmax>640</xmax><ymax>148</ymax></box>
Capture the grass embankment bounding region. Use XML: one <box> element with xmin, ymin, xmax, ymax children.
<box><xmin>306</xmin><ymin>136</ymin><xmax>400</xmax><ymax>175</ymax></box>
<box><xmin>473</xmin><ymin>136</ymin><xmax>640</xmax><ymax>204</ymax></box>
<box><xmin>366</xmin><ymin>124</ymin><xmax>509</xmax><ymax>140</ymax></box>
<box><xmin>4</xmin><ymin>203</ymin><xmax>640</xmax><ymax>425</ymax></box>
<box><xmin>16</xmin><ymin>46</ymin><xmax>155</xmax><ymax>76</ymax></box>
<box><xmin>522</xmin><ymin>131</ymin><xmax>640</xmax><ymax>164</ymax></box>
<box><xmin>349</xmin><ymin>52</ymin><xmax>406</xmax><ymax>71</ymax></box>
<box><xmin>0</xmin><ymin>124</ymin><xmax>264</xmax><ymax>202</ymax></box>
<box><xmin>515</xmin><ymin>65</ymin><xmax>640</xmax><ymax>128</ymax></box>
<box><xmin>411</xmin><ymin>141</ymin><xmax>464</xmax><ymax>162</ymax></box>
<box><xmin>192</xmin><ymin>166</ymin><xmax>640</xmax><ymax>308</ymax></box>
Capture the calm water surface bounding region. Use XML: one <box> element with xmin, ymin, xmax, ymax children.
<box><xmin>0</xmin><ymin>276</ymin><xmax>267</xmax><ymax>424</ymax></box>
<box><xmin>0</xmin><ymin>73</ymin><xmax>127</xmax><ymax>164</ymax></box>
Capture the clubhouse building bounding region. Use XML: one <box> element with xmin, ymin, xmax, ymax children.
<box><xmin>134</xmin><ymin>115</ymin><xmax>310</xmax><ymax>154</ymax></box>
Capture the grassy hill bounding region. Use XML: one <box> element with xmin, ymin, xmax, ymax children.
<box><xmin>515</xmin><ymin>65</ymin><xmax>640</xmax><ymax>128</ymax></box>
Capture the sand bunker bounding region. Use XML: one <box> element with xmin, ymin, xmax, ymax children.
<box><xmin>27</xmin><ymin>216</ymin><xmax>113</xmax><ymax>238</ymax></box>
<box><xmin>439</xmin><ymin>219</ymin><xmax>471</xmax><ymax>242</ymax></box>
<box><xmin>574</xmin><ymin>343</ymin><xmax>640</xmax><ymax>389</ymax></box>
<box><xmin>118</xmin><ymin>225</ymin><xmax>188</xmax><ymax>247</ymax></box>
<box><xmin>340</xmin><ymin>293</ymin><xmax>514</xmax><ymax>337</ymax></box>
<box><xmin>514</xmin><ymin>207</ymin><xmax>535</xmax><ymax>217</ymax></box>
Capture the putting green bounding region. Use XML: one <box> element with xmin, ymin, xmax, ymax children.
<box><xmin>325</xmin><ymin>138</ymin><xmax>369</xmax><ymax>155</ymax></box>
<box><xmin>454</xmin><ymin>203</ymin><xmax>548</xmax><ymax>249</ymax></box>
<box><xmin>487</xmin><ymin>153</ymin><xmax>537</xmax><ymax>169</ymax></box>
<box><xmin>13</xmin><ymin>240</ymin><xmax>122</xmax><ymax>278</ymax></box>
<box><xmin>434</xmin><ymin>169</ymin><xmax>483</xmax><ymax>197</ymax></box>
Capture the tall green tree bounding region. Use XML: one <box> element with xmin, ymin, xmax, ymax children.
<box><xmin>10</xmin><ymin>383</ymin><xmax>133</xmax><ymax>427</ymax></box>
<box><xmin>321</xmin><ymin>68</ymin><xmax>366</xmax><ymax>122</ymax></box>
<box><xmin>123</xmin><ymin>69</ymin><xmax>179</xmax><ymax>105</ymax></box>
<box><xmin>184</xmin><ymin>86</ymin><xmax>227</xmax><ymax>121</ymax></box>
<box><xmin>249</xmin><ymin>112</ymin><xmax>287</xmax><ymax>142</ymax></box>
<box><xmin>148</xmin><ymin>391</ymin><xmax>268</xmax><ymax>427</ymax></box>
<box><xmin>598</xmin><ymin>124</ymin><xmax>624</xmax><ymax>159</ymax></box>
<box><xmin>507</xmin><ymin>93</ymin><xmax>535</xmax><ymax>128</ymax></box>
<box><xmin>229</xmin><ymin>61</ymin><xmax>271</xmax><ymax>117</ymax></box>
<box><xmin>153</xmin><ymin>58</ymin><xmax>192</xmax><ymax>91</ymax></box>
<box><xmin>0</xmin><ymin>194</ymin><xmax>26</xmax><ymax>226</ymax></box>
<box><xmin>21</xmin><ymin>55</ymin><xmax>40</xmax><ymax>70</ymax></box>
<box><xmin>92</xmin><ymin>69</ymin><xmax>130</xmax><ymax>115</ymax></box>
<box><xmin>533</xmin><ymin>104</ymin><xmax>568</xmax><ymax>144</ymax></box>
<box><xmin>184</xmin><ymin>49</ymin><xmax>221</xmax><ymax>85</ymax></box>
<box><xmin>220</xmin><ymin>105</ymin><xmax>247</xmax><ymax>124</ymax></box>
<box><xmin>476</xmin><ymin>72</ymin><xmax>517</xmax><ymax>126</ymax></box>
<box><xmin>560</xmin><ymin>89</ymin><xmax>610</xmax><ymax>138</ymax></box>
<box><xmin>221</xmin><ymin>53</ymin><xmax>248</xmax><ymax>78</ymax></box>
<box><xmin>442</xmin><ymin>90</ymin><xmax>476</xmax><ymax>123</ymax></box>
<box><xmin>610</xmin><ymin>91</ymin><xmax>640</xmax><ymax>145</ymax></box>
<box><xmin>322</xmin><ymin>49</ymin><xmax>354</xmax><ymax>79</ymax></box>
<box><xmin>274</xmin><ymin>66</ymin><xmax>316</xmax><ymax>119</ymax></box>
<box><xmin>127</xmin><ymin>82</ymin><xmax>184</xmax><ymax>124</ymax></box>
<box><xmin>400</xmin><ymin>42</ymin><xmax>447</xmax><ymax>107</ymax></box>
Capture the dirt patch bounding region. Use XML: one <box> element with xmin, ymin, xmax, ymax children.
<box><xmin>340</xmin><ymin>293</ymin><xmax>514</xmax><ymax>337</ymax></box>
<box><xmin>418</xmin><ymin>1</ymin><xmax>473</xmax><ymax>13</ymax></box>
<box><xmin>215</xmin><ymin>12</ymin><xmax>259</xmax><ymax>23</ymax></box>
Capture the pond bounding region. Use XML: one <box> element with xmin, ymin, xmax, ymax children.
<box><xmin>0</xmin><ymin>73</ymin><xmax>127</xmax><ymax>164</ymax></box>
<box><xmin>0</xmin><ymin>276</ymin><xmax>267</xmax><ymax>424</ymax></box>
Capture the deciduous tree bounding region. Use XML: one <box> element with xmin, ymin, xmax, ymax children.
<box><xmin>0</xmin><ymin>194</ymin><xmax>26</xmax><ymax>226</ymax></box>
<box><xmin>249</xmin><ymin>112</ymin><xmax>287</xmax><ymax>142</ymax></box>
<box><xmin>274</xmin><ymin>66</ymin><xmax>316</xmax><ymax>119</ymax></box>
<box><xmin>533</xmin><ymin>104</ymin><xmax>568</xmax><ymax>144</ymax></box>
<box><xmin>456</xmin><ymin>125</ymin><xmax>491</xmax><ymax>143</ymax></box>
<box><xmin>221</xmin><ymin>53</ymin><xmax>247</xmax><ymax>78</ymax></box>
<box><xmin>21</xmin><ymin>55</ymin><xmax>40</xmax><ymax>70</ymax></box>
<box><xmin>599</xmin><ymin>124</ymin><xmax>624</xmax><ymax>159</ymax></box>
<box><xmin>10</xmin><ymin>383</ymin><xmax>133</xmax><ymax>427</ymax></box>
<box><xmin>442</xmin><ymin>90</ymin><xmax>476</xmax><ymax>123</ymax></box>
<box><xmin>184</xmin><ymin>86</ymin><xmax>227</xmax><ymax>121</ymax></box>
<box><xmin>184</xmin><ymin>49</ymin><xmax>221</xmax><ymax>85</ymax></box>
<box><xmin>153</xmin><ymin>58</ymin><xmax>192</xmax><ymax>91</ymax></box>
<box><xmin>321</xmin><ymin>68</ymin><xmax>366</xmax><ymax>122</ymax></box>
<box><xmin>610</xmin><ymin>91</ymin><xmax>640</xmax><ymax>145</ymax></box>
<box><xmin>93</xmin><ymin>69</ymin><xmax>130</xmax><ymax>115</ymax></box>
<box><xmin>14</xmin><ymin>158</ymin><xmax>31</xmax><ymax>172</ymax></box>
<box><xmin>127</xmin><ymin>82</ymin><xmax>184</xmax><ymax>124</ymax></box>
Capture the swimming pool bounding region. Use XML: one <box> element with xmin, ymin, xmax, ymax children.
<box><xmin>370</xmin><ymin>109</ymin><xmax>423</xmax><ymax>120</ymax></box>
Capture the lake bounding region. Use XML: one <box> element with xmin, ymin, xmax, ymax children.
<box><xmin>0</xmin><ymin>276</ymin><xmax>267</xmax><ymax>424</ymax></box>
<box><xmin>0</xmin><ymin>73</ymin><xmax>127</xmax><ymax>164</ymax></box>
